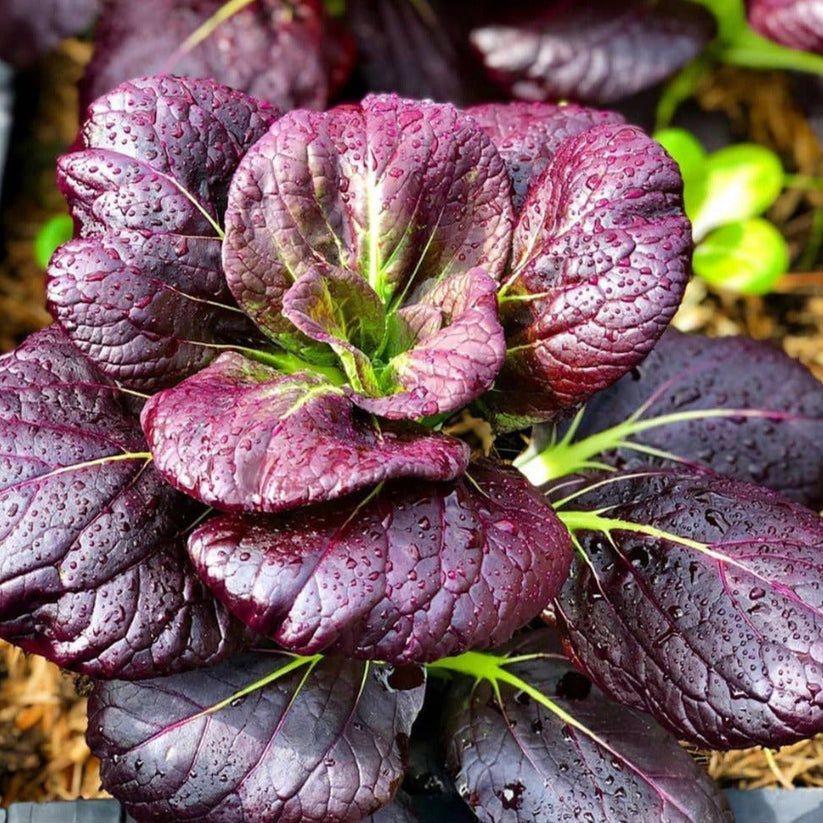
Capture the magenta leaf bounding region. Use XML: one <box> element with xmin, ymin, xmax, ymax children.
<box><xmin>82</xmin><ymin>0</ymin><xmax>355</xmax><ymax>110</ymax></box>
<box><xmin>470</xmin><ymin>0</ymin><xmax>715</xmax><ymax>104</ymax></box>
<box><xmin>556</xmin><ymin>468</ymin><xmax>823</xmax><ymax>748</ymax></box>
<box><xmin>0</xmin><ymin>327</ymin><xmax>250</xmax><ymax>679</ymax></box>
<box><xmin>0</xmin><ymin>0</ymin><xmax>99</xmax><ymax>67</ymax></box>
<box><xmin>49</xmin><ymin>76</ymin><xmax>277</xmax><ymax>390</ymax></box>
<box><xmin>187</xmin><ymin>462</ymin><xmax>572</xmax><ymax>663</ymax></box>
<box><xmin>222</xmin><ymin>93</ymin><xmax>514</xmax><ymax>338</ymax></box>
<box><xmin>748</xmin><ymin>0</ymin><xmax>823</xmax><ymax>53</ymax></box>
<box><xmin>141</xmin><ymin>351</ymin><xmax>470</xmax><ymax>513</ymax></box>
<box><xmin>87</xmin><ymin>653</ymin><xmax>425</xmax><ymax>823</ymax></box>
<box><xmin>348</xmin><ymin>269</ymin><xmax>506</xmax><ymax>420</ymax></box>
<box><xmin>468</xmin><ymin>102</ymin><xmax>626</xmax><ymax>210</ymax></box>
<box><xmin>443</xmin><ymin>630</ymin><xmax>733</xmax><ymax>823</ymax></box>
<box><xmin>485</xmin><ymin>122</ymin><xmax>691</xmax><ymax>428</ymax></box>
<box><xmin>555</xmin><ymin>328</ymin><xmax>823</xmax><ymax>508</ymax></box>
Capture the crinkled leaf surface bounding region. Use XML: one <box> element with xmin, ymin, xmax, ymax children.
<box><xmin>557</xmin><ymin>328</ymin><xmax>823</xmax><ymax>507</ymax></box>
<box><xmin>142</xmin><ymin>351</ymin><xmax>469</xmax><ymax>513</ymax></box>
<box><xmin>443</xmin><ymin>629</ymin><xmax>733</xmax><ymax>823</ymax></box>
<box><xmin>0</xmin><ymin>0</ymin><xmax>99</xmax><ymax>67</ymax></box>
<box><xmin>0</xmin><ymin>327</ymin><xmax>249</xmax><ymax>679</ymax></box>
<box><xmin>469</xmin><ymin>102</ymin><xmax>626</xmax><ymax>210</ymax></box>
<box><xmin>470</xmin><ymin>0</ymin><xmax>715</xmax><ymax>104</ymax></box>
<box><xmin>82</xmin><ymin>0</ymin><xmax>355</xmax><ymax>110</ymax></box>
<box><xmin>87</xmin><ymin>653</ymin><xmax>425</xmax><ymax>823</ymax></box>
<box><xmin>343</xmin><ymin>0</ymin><xmax>494</xmax><ymax>104</ymax></box>
<box><xmin>50</xmin><ymin>76</ymin><xmax>276</xmax><ymax>390</ymax></box>
<box><xmin>748</xmin><ymin>0</ymin><xmax>823</xmax><ymax>53</ymax></box>
<box><xmin>187</xmin><ymin>462</ymin><xmax>572</xmax><ymax>663</ymax></box>
<box><xmin>486</xmin><ymin>122</ymin><xmax>691</xmax><ymax>428</ymax></box>
<box><xmin>556</xmin><ymin>468</ymin><xmax>823</xmax><ymax>748</ymax></box>
<box><xmin>222</xmin><ymin>93</ymin><xmax>513</xmax><ymax>337</ymax></box>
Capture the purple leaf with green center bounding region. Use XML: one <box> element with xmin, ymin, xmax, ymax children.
<box><xmin>442</xmin><ymin>629</ymin><xmax>733</xmax><ymax>823</ymax></box>
<box><xmin>547</xmin><ymin>328</ymin><xmax>823</xmax><ymax>508</ymax></box>
<box><xmin>82</xmin><ymin>0</ymin><xmax>355</xmax><ymax>111</ymax></box>
<box><xmin>468</xmin><ymin>102</ymin><xmax>626</xmax><ymax>210</ymax></box>
<box><xmin>187</xmin><ymin>462</ymin><xmax>572</xmax><ymax>663</ymax></box>
<box><xmin>0</xmin><ymin>327</ymin><xmax>250</xmax><ymax>679</ymax></box>
<box><xmin>50</xmin><ymin>76</ymin><xmax>276</xmax><ymax>390</ymax></box>
<box><xmin>484</xmin><ymin>122</ymin><xmax>691</xmax><ymax>429</ymax></box>
<box><xmin>222</xmin><ymin>93</ymin><xmax>514</xmax><ymax>338</ymax></box>
<box><xmin>0</xmin><ymin>0</ymin><xmax>99</xmax><ymax>67</ymax></box>
<box><xmin>748</xmin><ymin>0</ymin><xmax>823</xmax><ymax>53</ymax></box>
<box><xmin>470</xmin><ymin>0</ymin><xmax>715</xmax><ymax>104</ymax></box>
<box><xmin>87</xmin><ymin>653</ymin><xmax>425</xmax><ymax>823</ymax></box>
<box><xmin>141</xmin><ymin>351</ymin><xmax>469</xmax><ymax>513</ymax></box>
<box><xmin>556</xmin><ymin>468</ymin><xmax>823</xmax><ymax>748</ymax></box>
<box><xmin>346</xmin><ymin>269</ymin><xmax>506</xmax><ymax>420</ymax></box>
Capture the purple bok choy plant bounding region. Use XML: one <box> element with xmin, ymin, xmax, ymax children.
<box><xmin>2</xmin><ymin>73</ymin><xmax>823</xmax><ymax>822</ymax></box>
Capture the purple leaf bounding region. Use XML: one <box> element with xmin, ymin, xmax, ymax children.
<box><xmin>485</xmin><ymin>122</ymin><xmax>691</xmax><ymax>429</ymax></box>
<box><xmin>0</xmin><ymin>0</ymin><xmax>99</xmax><ymax>67</ymax></box>
<box><xmin>222</xmin><ymin>93</ymin><xmax>514</xmax><ymax>338</ymax></box>
<box><xmin>87</xmin><ymin>653</ymin><xmax>425</xmax><ymax>823</ymax></box>
<box><xmin>468</xmin><ymin>102</ymin><xmax>626</xmax><ymax>210</ymax></box>
<box><xmin>0</xmin><ymin>327</ymin><xmax>250</xmax><ymax>679</ymax></box>
<box><xmin>470</xmin><ymin>0</ymin><xmax>715</xmax><ymax>104</ymax></box>
<box><xmin>141</xmin><ymin>351</ymin><xmax>470</xmax><ymax>513</ymax></box>
<box><xmin>343</xmin><ymin>0</ymin><xmax>494</xmax><ymax>104</ymax></box>
<box><xmin>748</xmin><ymin>0</ymin><xmax>823</xmax><ymax>53</ymax></box>
<box><xmin>443</xmin><ymin>629</ymin><xmax>733</xmax><ymax>823</ymax></box>
<box><xmin>50</xmin><ymin>76</ymin><xmax>276</xmax><ymax>390</ymax></box>
<box><xmin>556</xmin><ymin>468</ymin><xmax>823</xmax><ymax>748</ymax></box>
<box><xmin>82</xmin><ymin>0</ymin><xmax>355</xmax><ymax>110</ymax></box>
<box><xmin>348</xmin><ymin>269</ymin><xmax>506</xmax><ymax>420</ymax></box>
<box><xmin>187</xmin><ymin>462</ymin><xmax>572</xmax><ymax>663</ymax></box>
<box><xmin>554</xmin><ymin>328</ymin><xmax>823</xmax><ymax>508</ymax></box>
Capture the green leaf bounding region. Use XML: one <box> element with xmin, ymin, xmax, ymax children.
<box><xmin>33</xmin><ymin>213</ymin><xmax>74</xmax><ymax>269</ymax></box>
<box><xmin>693</xmin><ymin>217</ymin><xmax>789</xmax><ymax>294</ymax></box>
<box><xmin>655</xmin><ymin>127</ymin><xmax>707</xmax><ymax>181</ymax></box>
<box><xmin>690</xmin><ymin>143</ymin><xmax>784</xmax><ymax>240</ymax></box>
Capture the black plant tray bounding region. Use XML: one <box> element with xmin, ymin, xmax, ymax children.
<box><xmin>1</xmin><ymin>792</ymin><xmax>822</xmax><ymax>823</ymax></box>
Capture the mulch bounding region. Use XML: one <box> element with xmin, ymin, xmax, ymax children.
<box><xmin>2</xmin><ymin>42</ymin><xmax>823</xmax><ymax>804</ymax></box>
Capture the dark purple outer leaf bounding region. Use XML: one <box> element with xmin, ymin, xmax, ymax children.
<box><xmin>470</xmin><ymin>0</ymin><xmax>715</xmax><ymax>104</ymax></box>
<box><xmin>556</xmin><ymin>468</ymin><xmax>823</xmax><ymax>749</ymax></box>
<box><xmin>0</xmin><ymin>0</ymin><xmax>99</xmax><ymax>67</ymax></box>
<box><xmin>187</xmin><ymin>462</ymin><xmax>572</xmax><ymax>663</ymax></box>
<box><xmin>0</xmin><ymin>327</ymin><xmax>250</xmax><ymax>679</ymax></box>
<box><xmin>443</xmin><ymin>629</ymin><xmax>733</xmax><ymax>823</ymax></box>
<box><xmin>748</xmin><ymin>0</ymin><xmax>823</xmax><ymax>53</ymax></box>
<box><xmin>485</xmin><ymin>122</ymin><xmax>691</xmax><ymax>428</ymax></box>
<box><xmin>82</xmin><ymin>0</ymin><xmax>355</xmax><ymax>110</ymax></box>
<box><xmin>50</xmin><ymin>75</ymin><xmax>276</xmax><ymax>390</ymax></box>
<box><xmin>141</xmin><ymin>351</ymin><xmax>469</xmax><ymax>513</ymax></box>
<box><xmin>349</xmin><ymin>269</ymin><xmax>506</xmax><ymax>419</ymax></box>
<box><xmin>222</xmin><ymin>93</ymin><xmax>513</xmax><ymax>338</ymax></box>
<box><xmin>87</xmin><ymin>653</ymin><xmax>425</xmax><ymax>823</ymax></box>
<box><xmin>556</xmin><ymin>328</ymin><xmax>823</xmax><ymax>508</ymax></box>
<box><xmin>468</xmin><ymin>102</ymin><xmax>626</xmax><ymax>210</ymax></box>
<box><xmin>343</xmin><ymin>0</ymin><xmax>495</xmax><ymax>104</ymax></box>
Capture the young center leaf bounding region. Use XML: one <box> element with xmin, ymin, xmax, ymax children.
<box><xmin>0</xmin><ymin>327</ymin><xmax>250</xmax><ymax>679</ymax></box>
<box><xmin>187</xmin><ymin>462</ymin><xmax>572</xmax><ymax>663</ymax></box>
<box><xmin>547</xmin><ymin>328</ymin><xmax>823</xmax><ymax>507</ymax></box>
<box><xmin>141</xmin><ymin>351</ymin><xmax>470</xmax><ymax>513</ymax></box>
<box><xmin>470</xmin><ymin>0</ymin><xmax>715</xmax><ymax>104</ymax></box>
<box><xmin>49</xmin><ymin>76</ymin><xmax>277</xmax><ymax>390</ymax></box>
<box><xmin>440</xmin><ymin>630</ymin><xmax>733</xmax><ymax>823</ymax></box>
<box><xmin>487</xmin><ymin>122</ymin><xmax>691</xmax><ymax>427</ymax></box>
<box><xmin>82</xmin><ymin>0</ymin><xmax>355</xmax><ymax>110</ymax></box>
<box><xmin>87</xmin><ymin>653</ymin><xmax>426</xmax><ymax>823</ymax></box>
<box><xmin>748</xmin><ymin>0</ymin><xmax>823</xmax><ymax>53</ymax></box>
<box><xmin>556</xmin><ymin>468</ymin><xmax>823</xmax><ymax>748</ymax></box>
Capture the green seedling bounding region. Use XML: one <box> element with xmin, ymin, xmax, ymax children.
<box><xmin>33</xmin><ymin>213</ymin><xmax>73</xmax><ymax>269</ymax></box>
